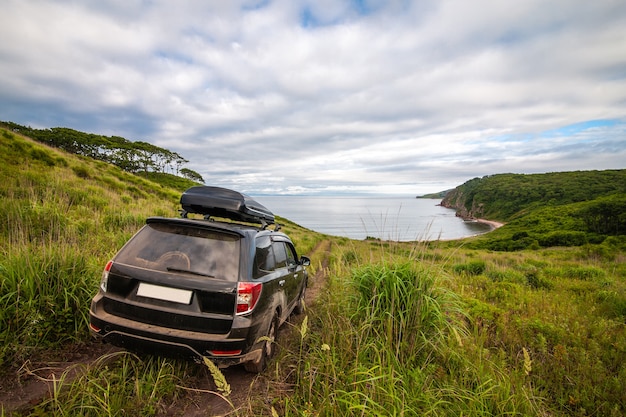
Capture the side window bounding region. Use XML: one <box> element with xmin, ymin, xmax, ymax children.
<box><xmin>273</xmin><ymin>242</ymin><xmax>288</xmax><ymax>269</ymax></box>
<box><xmin>254</xmin><ymin>236</ymin><xmax>276</xmax><ymax>278</ymax></box>
<box><xmin>285</xmin><ymin>243</ymin><xmax>297</xmax><ymax>266</ymax></box>
<box><xmin>255</xmin><ymin>239</ymin><xmax>297</xmax><ymax>276</ymax></box>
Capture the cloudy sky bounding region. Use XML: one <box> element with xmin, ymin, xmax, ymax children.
<box><xmin>1</xmin><ymin>0</ymin><xmax>625</xmax><ymax>195</ymax></box>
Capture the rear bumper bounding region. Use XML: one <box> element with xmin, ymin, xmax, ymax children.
<box><xmin>90</xmin><ymin>326</ymin><xmax>262</xmax><ymax>367</ymax></box>
<box><xmin>89</xmin><ymin>302</ymin><xmax>263</xmax><ymax>368</ymax></box>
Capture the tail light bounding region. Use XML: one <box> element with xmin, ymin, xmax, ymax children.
<box><xmin>100</xmin><ymin>260</ymin><xmax>113</xmax><ymax>292</ymax></box>
<box><xmin>236</xmin><ymin>282</ymin><xmax>262</xmax><ymax>315</ymax></box>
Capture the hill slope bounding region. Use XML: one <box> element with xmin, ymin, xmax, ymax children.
<box><xmin>440</xmin><ymin>170</ymin><xmax>626</xmax><ymax>250</ymax></box>
<box><xmin>0</xmin><ymin>126</ymin><xmax>189</xmax><ymax>365</ymax></box>
<box><xmin>441</xmin><ymin>170</ymin><xmax>626</xmax><ymax>220</ymax></box>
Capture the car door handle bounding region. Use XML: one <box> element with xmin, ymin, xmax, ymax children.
<box><xmin>279</xmin><ymin>280</ymin><xmax>285</xmax><ymax>286</ymax></box>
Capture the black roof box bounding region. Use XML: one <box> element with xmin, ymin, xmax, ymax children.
<box><xmin>180</xmin><ymin>186</ymin><xmax>275</xmax><ymax>225</ymax></box>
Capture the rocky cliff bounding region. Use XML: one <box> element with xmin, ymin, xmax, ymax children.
<box><xmin>439</xmin><ymin>181</ymin><xmax>484</xmax><ymax>220</ymax></box>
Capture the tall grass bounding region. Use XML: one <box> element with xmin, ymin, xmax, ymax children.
<box><xmin>351</xmin><ymin>262</ymin><xmax>462</xmax><ymax>367</ymax></box>
<box><xmin>273</xmin><ymin>250</ymin><xmax>542</xmax><ymax>416</ymax></box>
<box><xmin>0</xmin><ymin>244</ymin><xmax>97</xmax><ymax>364</ymax></box>
<box><xmin>267</xmin><ymin>234</ymin><xmax>626</xmax><ymax>416</ymax></box>
<box><xmin>449</xmin><ymin>246</ymin><xmax>626</xmax><ymax>416</ymax></box>
<box><xmin>0</xmin><ymin>132</ymin><xmax>177</xmax><ymax>368</ymax></box>
<box><xmin>33</xmin><ymin>352</ymin><xmax>182</xmax><ymax>416</ymax></box>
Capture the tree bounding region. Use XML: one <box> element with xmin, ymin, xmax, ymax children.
<box><xmin>180</xmin><ymin>168</ymin><xmax>204</xmax><ymax>183</ymax></box>
<box><xmin>578</xmin><ymin>195</ymin><xmax>626</xmax><ymax>235</ymax></box>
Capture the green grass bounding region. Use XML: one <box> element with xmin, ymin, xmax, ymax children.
<box><xmin>269</xmin><ymin>244</ymin><xmax>542</xmax><ymax>416</ymax></box>
<box><xmin>0</xmin><ymin>131</ymin><xmax>178</xmax><ymax>368</ymax></box>
<box><xmin>0</xmin><ymin>245</ymin><xmax>96</xmax><ymax>363</ymax></box>
<box><xmin>33</xmin><ymin>352</ymin><xmax>183</xmax><ymax>416</ymax></box>
<box><xmin>1</xmin><ymin>128</ymin><xmax>625</xmax><ymax>416</ymax></box>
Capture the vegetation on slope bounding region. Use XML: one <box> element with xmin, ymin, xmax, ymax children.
<box><xmin>442</xmin><ymin>171</ymin><xmax>626</xmax><ymax>220</ymax></box>
<box><xmin>441</xmin><ymin>171</ymin><xmax>626</xmax><ymax>250</ymax></box>
<box><xmin>1</xmin><ymin>127</ymin><xmax>625</xmax><ymax>416</ymax></box>
<box><xmin>416</xmin><ymin>189</ymin><xmax>452</xmax><ymax>199</ymax></box>
<box><xmin>0</xmin><ymin>128</ymin><xmax>184</xmax><ymax>367</ymax></box>
<box><xmin>1</xmin><ymin>121</ymin><xmax>204</xmax><ymax>183</ymax></box>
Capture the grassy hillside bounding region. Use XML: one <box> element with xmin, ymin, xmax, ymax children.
<box><xmin>442</xmin><ymin>170</ymin><xmax>626</xmax><ymax>220</ymax></box>
<box><xmin>0</xmin><ymin>121</ymin><xmax>205</xmax><ymax>183</ymax></box>
<box><xmin>1</xmin><ymin>128</ymin><xmax>625</xmax><ymax>416</ymax></box>
<box><xmin>441</xmin><ymin>171</ymin><xmax>626</xmax><ymax>250</ymax></box>
<box><xmin>0</xmin><ymin>129</ymin><xmax>177</xmax><ymax>364</ymax></box>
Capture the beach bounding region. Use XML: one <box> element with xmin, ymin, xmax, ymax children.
<box><xmin>476</xmin><ymin>218</ymin><xmax>505</xmax><ymax>230</ymax></box>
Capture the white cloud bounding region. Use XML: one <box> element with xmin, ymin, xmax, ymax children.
<box><xmin>0</xmin><ymin>0</ymin><xmax>625</xmax><ymax>194</ymax></box>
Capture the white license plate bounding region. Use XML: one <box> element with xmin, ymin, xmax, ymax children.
<box><xmin>137</xmin><ymin>283</ymin><xmax>192</xmax><ymax>304</ymax></box>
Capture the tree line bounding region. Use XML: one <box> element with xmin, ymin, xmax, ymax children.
<box><xmin>1</xmin><ymin>121</ymin><xmax>204</xmax><ymax>183</ymax></box>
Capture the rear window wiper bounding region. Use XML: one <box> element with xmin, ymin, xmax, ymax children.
<box><xmin>166</xmin><ymin>267</ymin><xmax>215</xmax><ymax>278</ymax></box>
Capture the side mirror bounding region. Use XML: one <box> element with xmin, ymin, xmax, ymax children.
<box><xmin>300</xmin><ymin>256</ymin><xmax>311</xmax><ymax>266</ymax></box>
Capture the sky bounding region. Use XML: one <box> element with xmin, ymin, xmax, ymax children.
<box><xmin>1</xmin><ymin>0</ymin><xmax>625</xmax><ymax>196</ymax></box>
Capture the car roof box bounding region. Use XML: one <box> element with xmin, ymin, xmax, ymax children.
<box><xmin>180</xmin><ymin>186</ymin><xmax>275</xmax><ymax>225</ymax></box>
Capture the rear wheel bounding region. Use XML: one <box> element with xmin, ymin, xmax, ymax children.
<box><xmin>244</xmin><ymin>312</ymin><xmax>278</xmax><ymax>373</ymax></box>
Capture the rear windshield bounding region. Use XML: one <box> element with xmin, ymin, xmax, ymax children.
<box><xmin>115</xmin><ymin>222</ymin><xmax>241</xmax><ymax>281</ymax></box>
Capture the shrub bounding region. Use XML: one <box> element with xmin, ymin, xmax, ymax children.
<box><xmin>72</xmin><ymin>165</ymin><xmax>91</xmax><ymax>179</ymax></box>
<box><xmin>478</xmin><ymin>237</ymin><xmax>539</xmax><ymax>251</ymax></box>
<box><xmin>596</xmin><ymin>290</ymin><xmax>626</xmax><ymax>319</ymax></box>
<box><xmin>517</xmin><ymin>318</ymin><xmax>567</xmax><ymax>351</ymax></box>
<box><xmin>342</xmin><ymin>250</ymin><xmax>359</xmax><ymax>264</ymax></box>
<box><xmin>486</xmin><ymin>269</ymin><xmax>526</xmax><ymax>285</ymax></box>
<box><xmin>452</xmin><ymin>260</ymin><xmax>486</xmax><ymax>276</ymax></box>
<box><xmin>516</xmin><ymin>263</ymin><xmax>553</xmax><ymax>289</ymax></box>
<box><xmin>562</xmin><ymin>266</ymin><xmax>606</xmax><ymax>281</ymax></box>
<box><xmin>538</xmin><ymin>230</ymin><xmax>588</xmax><ymax>247</ymax></box>
<box><xmin>525</xmin><ymin>269</ymin><xmax>553</xmax><ymax>289</ymax></box>
<box><xmin>29</xmin><ymin>148</ymin><xmax>57</xmax><ymax>166</ymax></box>
<box><xmin>485</xmin><ymin>282</ymin><xmax>522</xmax><ymax>304</ymax></box>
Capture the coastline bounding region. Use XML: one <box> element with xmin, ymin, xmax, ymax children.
<box><xmin>436</xmin><ymin>218</ymin><xmax>504</xmax><ymax>241</ymax></box>
<box><xmin>263</xmin><ymin>196</ymin><xmax>502</xmax><ymax>241</ymax></box>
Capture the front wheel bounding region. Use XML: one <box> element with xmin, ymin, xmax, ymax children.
<box><xmin>244</xmin><ymin>312</ymin><xmax>278</xmax><ymax>373</ymax></box>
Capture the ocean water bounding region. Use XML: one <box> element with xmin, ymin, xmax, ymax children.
<box><xmin>257</xmin><ymin>195</ymin><xmax>492</xmax><ymax>242</ymax></box>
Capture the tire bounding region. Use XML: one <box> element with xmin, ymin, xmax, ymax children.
<box><xmin>244</xmin><ymin>312</ymin><xmax>278</xmax><ymax>373</ymax></box>
<box><xmin>293</xmin><ymin>284</ymin><xmax>306</xmax><ymax>315</ymax></box>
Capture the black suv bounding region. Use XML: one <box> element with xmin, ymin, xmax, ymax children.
<box><xmin>89</xmin><ymin>186</ymin><xmax>310</xmax><ymax>372</ymax></box>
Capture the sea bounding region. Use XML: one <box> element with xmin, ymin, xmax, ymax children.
<box><xmin>256</xmin><ymin>195</ymin><xmax>492</xmax><ymax>242</ymax></box>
